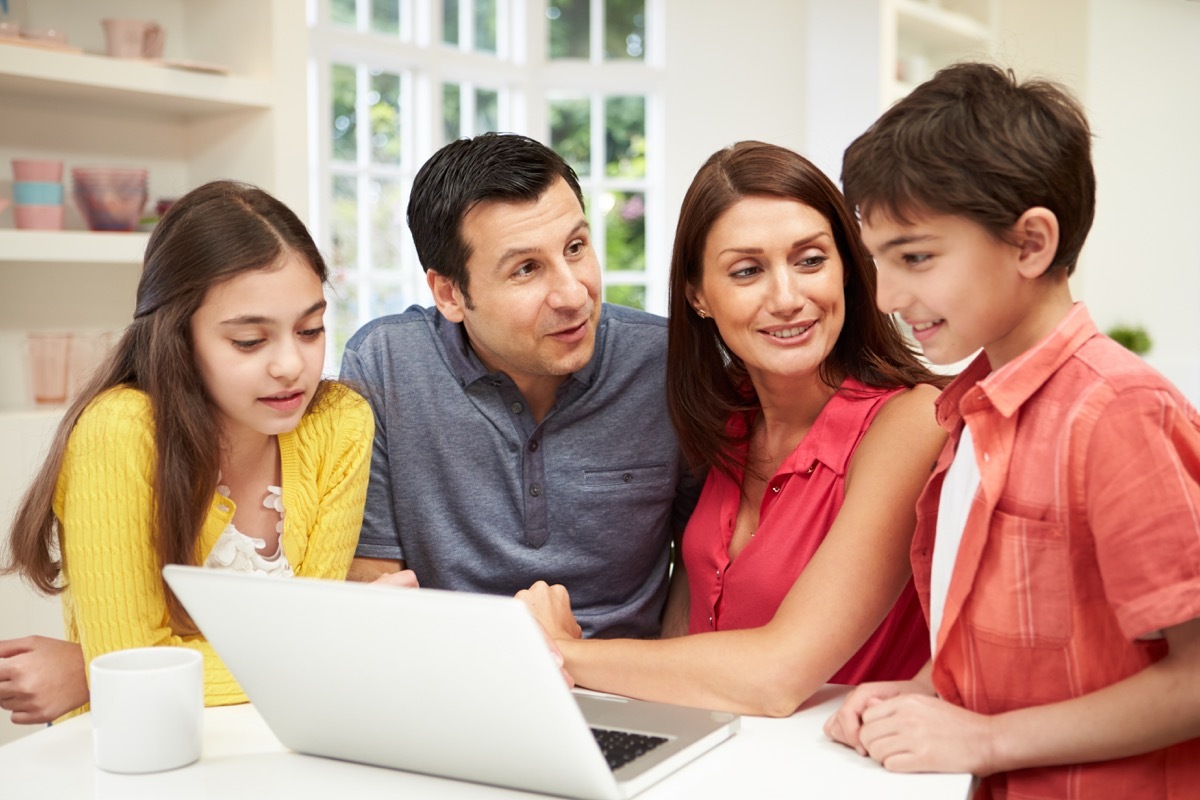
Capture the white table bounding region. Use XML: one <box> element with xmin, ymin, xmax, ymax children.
<box><xmin>0</xmin><ymin>685</ymin><xmax>971</xmax><ymax>799</ymax></box>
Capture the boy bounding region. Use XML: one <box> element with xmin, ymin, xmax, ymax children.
<box><xmin>824</xmin><ymin>62</ymin><xmax>1200</xmax><ymax>798</ymax></box>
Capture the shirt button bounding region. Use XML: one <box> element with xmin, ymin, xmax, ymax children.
<box><xmin>217</xmin><ymin>504</ymin><xmax>231</xmax><ymax>513</ymax></box>
<box><xmin>511</xmin><ymin>402</ymin><xmax>524</xmax><ymax>414</ymax></box>
<box><xmin>622</xmin><ymin>472</ymin><xmax>633</xmax><ymax>483</ymax></box>
<box><xmin>529</xmin><ymin>484</ymin><xmax>542</xmax><ymax>497</ymax></box>
<box><xmin>708</xmin><ymin>616</ymin><xmax>714</xmax><ymax>627</ymax></box>
<box><xmin>715</xmin><ymin>569</ymin><xmax>720</xmax><ymax>578</ymax></box>
<box><xmin>771</xmin><ymin>485</ymin><xmax>780</xmax><ymax>493</ymax></box>
<box><xmin>529</xmin><ymin>440</ymin><xmax>539</xmax><ymax>452</ymax></box>
<box><xmin>983</xmin><ymin>452</ymin><xmax>990</xmax><ymax>463</ymax></box>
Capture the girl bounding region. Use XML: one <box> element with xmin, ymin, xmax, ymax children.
<box><xmin>0</xmin><ymin>180</ymin><xmax>373</xmax><ymax>721</ymax></box>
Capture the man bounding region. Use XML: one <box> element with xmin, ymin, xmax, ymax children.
<box><xmin>343</xmin><ymin>133</ymin><xmax>699</xmax><ymax>638</ymax></box>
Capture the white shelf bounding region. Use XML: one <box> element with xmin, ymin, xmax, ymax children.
<box><xmin>0</xmin><ymin>230</ymin><xmax>148</xmax><ymax>265</ymax></box>
<box><xmin>0</xmin><ymin>41</ymin><xmax>273</xmax><ymax>117</ymax></box>
<box><xmin>896</xmin><ymin>0</ymin><xmax>993</xmax><ymax>52</ymax></box>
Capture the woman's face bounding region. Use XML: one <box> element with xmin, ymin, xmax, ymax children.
<box><xmin>690</xmin><ymin>195</ymin><xmax>845</xmax><ymax>386</ymax></box>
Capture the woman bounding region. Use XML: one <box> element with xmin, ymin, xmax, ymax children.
<box><xmin>520</xmin><ymin>141</ymin><xmax>948</xmax><ymax>716</ymax></box>
<box><xmin>0</xmin><ymin>181</ymin><xmax>377</xmax><ymax>722</ymax></box>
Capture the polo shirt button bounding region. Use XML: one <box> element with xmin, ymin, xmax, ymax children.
<box><xmin>622</xmin><ymin>472</ymin><xmax>633</xmax><ymax>483</ymax></box>
<box><xmin>217</xmin><ymin>504</ymin><xmax>231</xmax><ymax>513</ymax></box>
<box><xmin>511</xmin><ymin>402</ymin><xmax>524</xmax><ymax>414</ymax></box>
<box><xmin>983</xmin><ymin>452</ymin><xmax>990</xmax><ymax>462</ymax></box>
<box><xmin>529</xmin><ymin>440</ymin><xmax>539</xmax><ymax>452</ymax></box>
<box><xmin>529</xmin><ymin>484</ymin><xmax>542</xmax><ymax>497</ymax></box>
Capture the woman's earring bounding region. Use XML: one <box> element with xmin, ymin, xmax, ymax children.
<box><xmin>695</xmin><ymin>308</ymin><xmax>707</xmax><ymax>319</ymax></box>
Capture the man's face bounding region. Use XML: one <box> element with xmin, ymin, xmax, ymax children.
<box><xmin>430</xmin><ymin>177</ymin><xmax>602</xmax><ymax>398</ymax></box>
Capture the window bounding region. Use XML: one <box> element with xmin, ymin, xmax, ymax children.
<box><xmin>309</xmin><ymin>0</ymin><xmax>663</xmax><ymax>370</ymax></box>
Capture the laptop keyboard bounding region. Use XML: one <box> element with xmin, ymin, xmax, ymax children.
<box><xmin>590</xmin><ymin>728</ymin><xmax>668</xmax><ymax>771</ymax></box>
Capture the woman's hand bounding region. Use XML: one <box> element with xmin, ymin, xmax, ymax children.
<box><xmin>516</xmin><ymin>581</ymin><xmax>583</xmax><ymax>688</ymax></box>
<box><xmin>371</xmin><ymin>569</ymin><xmax>420</xmax><ymax>589</ymax></box>
<box><xmin>516</xmin><ymin>581</ymin><xmax>583</xmax><ymax>642</ymax></box>
<box><xmin>0</xmin><ymin>636</ymin><xmax>90</xmax><ymax>723</ymax></box>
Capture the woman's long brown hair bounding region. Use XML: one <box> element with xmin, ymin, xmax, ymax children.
<box><xmin>3</xmin><ymin>180</ymin><xmax>329</xmax><ymax>630</ymax></box>
<box><xmin>666</xmin><ymin>141</ymin><xmax>948</xmax><ymax>483</ymax></box>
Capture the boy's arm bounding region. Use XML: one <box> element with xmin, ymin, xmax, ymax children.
<box><xmin>857</xmin><ymin>616</ymin><xmax>1200</xmax><ymax>775</ymax></box>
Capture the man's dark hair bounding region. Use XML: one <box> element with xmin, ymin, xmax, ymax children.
<box><xmin>407</xmin><ymin>132</ymin><xmax>585</xmax><ymax>298</ymax></box>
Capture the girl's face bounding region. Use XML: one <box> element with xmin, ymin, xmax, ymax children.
<box><xmin>191</xmin><ymin>253</ymin><xmax>326</xmax><ymax>444</ymax></box>
<box><xmin>690</xmin><ymin>195</ymin><xmax>845</xmax><ymax>387</ymax></box>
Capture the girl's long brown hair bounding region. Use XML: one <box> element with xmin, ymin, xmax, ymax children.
<box><xmin>666</xmin><ymin>141</ymin><xmax>948</xmax><ymax>483</ymax></box>
<box><xmin>3</xmin><ymin>180</ymin><xmax>329</xmax><ymax>630</ymax></box>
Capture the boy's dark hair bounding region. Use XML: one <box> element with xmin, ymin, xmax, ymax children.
<box><xmin>842</xmin><ymin>62</ymin><xmax>1095</xmax><ymax>276</ymax></box>
<box><xmin>407</xmin><ymin>132</ymin><xmax>584</xmax><ymax>300</ymax></box>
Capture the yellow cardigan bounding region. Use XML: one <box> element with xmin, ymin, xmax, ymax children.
<box><xmin>55</xmin><ymin>383</ymin><xmax>372</xmax><ymax>708</ymax></box>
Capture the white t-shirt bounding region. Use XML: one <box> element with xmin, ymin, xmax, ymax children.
<box><xmin>929</xmin><ymin>426</ymin><xmax>980</xmax><ymax>656</ymax></box>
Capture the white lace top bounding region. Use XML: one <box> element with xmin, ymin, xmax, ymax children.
<box><xmin>204</xmin><ymin>484</ymin><xmax>294</xmax><ymax>577</ymax></box>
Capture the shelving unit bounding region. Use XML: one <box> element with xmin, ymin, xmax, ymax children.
<box><xmin>0</xmin><ymin>0</ymin><xmax>308</xmax><ymax>413</ymax></box>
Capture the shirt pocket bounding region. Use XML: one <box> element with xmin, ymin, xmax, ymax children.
<box><xmin>966</xmin><ymin>509</ymin><xmax>1073</xmax><ymax>648</ymax></box>
<box><xmin>582</xmin><ymin>463</ymin><xmax>671</xmax><ymax>491</ymax></box>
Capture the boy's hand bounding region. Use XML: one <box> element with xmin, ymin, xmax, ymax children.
<box><xmin>0</xmin><ymin>636</ymin><xmax>90</xmax><ymax>724</ymax></box>
<box><xmin>824</xmin><ymin>678</ymin><xmax>934</xmax><ymax>753</ymax></box>
<box><xmin>371</xmin><ymin>569</ymin><xmax>419</xmax><ymax>589</ymax></box>
<box><xmin>858</xmin><ymin>693</ymin><xmax>996</xmax><ymax>775</ymax></box>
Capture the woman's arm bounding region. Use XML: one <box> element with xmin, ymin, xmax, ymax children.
<box><xmin>525</xmin><ymin>385</ymin><xmax>946</xmax><ymax>716</ymax></box>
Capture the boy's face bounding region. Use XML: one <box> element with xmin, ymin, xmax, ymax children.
<box><xmin>863</xmin><ymin>210</ymin><xmax>1043</xmax><ymax>369</ymax></box>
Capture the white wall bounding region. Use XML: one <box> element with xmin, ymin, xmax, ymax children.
<box><xmin>661</xmin><ymin>0</ymin><xmax>808</xmax><ymax>259</ymax></box>
<box><xmin>1079</xmin><ymin>0</ymin><xmax>1200</xmax><ymax>400</ymax></box>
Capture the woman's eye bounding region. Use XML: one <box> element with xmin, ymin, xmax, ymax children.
<box><xmin>798</xmin><ymin>255</ymin><xmax>828</xmax><ymax>269</ymax></box>
<box><xmin>298</xmin><ymin>327</ymin><xmax>325</xmax><ymax>340</ymax></box>
<box><xmin>730</xmin><ymin>265</ymin><xmax>761</xmax><ymax>279</ymax></box>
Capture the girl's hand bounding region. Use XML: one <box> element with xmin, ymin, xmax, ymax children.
<box><xmin>0</xmin><ymin>636</ymin><xmax>90</xmax><ymax>724</ymax></box>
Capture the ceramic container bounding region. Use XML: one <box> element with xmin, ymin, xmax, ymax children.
<box><xmin>12</xmin><ymin>158</ymin><xmax>63</xmax><ymax>182</ymax></box>
<box><xmin>14</xmin><ymin>204</ymin><xmax>65</xmax><ymax>230</ymax></box>
<box><xmin>13</xmin><ymin>181</ymin><xmax>64</xmax><ymax>205</ymax></box>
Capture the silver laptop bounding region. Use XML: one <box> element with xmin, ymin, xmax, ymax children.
<box><xmin>163</xmin><ymin>566</ymin><xmax>738</xmax><ymax>799</ymax></box>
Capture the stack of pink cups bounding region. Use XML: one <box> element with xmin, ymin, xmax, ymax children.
<box><xmin>12</xmin><ymin>159</ymin><xmax>66</xmax><ymax>230</ymax></box>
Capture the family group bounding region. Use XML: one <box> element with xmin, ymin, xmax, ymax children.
<box><xmin>2</xmin><ymin>62</ymin><xmax>1197</xmax><ymax>799</ymax></box>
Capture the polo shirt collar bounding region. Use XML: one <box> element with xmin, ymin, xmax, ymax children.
<box><xmin>433</xmin><ymin>305</ymin><xmax>606</xmax><ymax>391</ymax></box>
<box><xmin>935</xmin><ymin>303</ymin><xmax>1098</xmax><ymax>425</ymax></box>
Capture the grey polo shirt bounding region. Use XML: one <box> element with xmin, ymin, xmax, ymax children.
<box><xmin>341</xmin><ymin>303</ymin><xmax>700</xmax><ymax>639</ymax></box>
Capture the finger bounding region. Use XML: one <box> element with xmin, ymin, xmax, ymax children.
<box><xmin>10</xmin><ymin>709</ymin><xmax>53</xmax><ymax>725</ymax></box>
<box><xmin>0</xmin><ymin>638</ymin><xmax>33</xmax><ymax>659</ymax></box>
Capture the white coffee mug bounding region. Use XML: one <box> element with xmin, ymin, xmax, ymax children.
<box><xmin>90</xmin><ymin>647</ymin><xmax>203</xmax><ymax>774</ymax></box>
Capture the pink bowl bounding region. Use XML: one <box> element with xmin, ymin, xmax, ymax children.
<box><xmin>13</xmin><ymin>159</ymin><xmax>64</xmax><ymax>183</ymax></box>
<box><xmin>15</xmin><ymin>204</ymin><xmax>65</xmax><ymax>230</ymax></box>
<box><xmin>72</xmin><ymin>167</ymin><xmax>148</xmax><ymax>232</ymax></box>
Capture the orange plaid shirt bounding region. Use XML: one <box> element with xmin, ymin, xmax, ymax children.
<box><xmin>914</xmin><ymin>304</ymin><xmax>1200</xmax><ymax>800</ymax></box>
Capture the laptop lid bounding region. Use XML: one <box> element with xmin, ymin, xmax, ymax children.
<box><xmin>163</xmin><ymin>566</ymin><xmax>738</xmax><ymax>800</ymax></box>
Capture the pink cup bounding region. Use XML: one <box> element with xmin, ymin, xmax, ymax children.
<box><xmin>13</xmin><ymin>159</ymin><xmax>64</xmax><ymax>182</ymax></box>
<box><xmin>14</xmin><ymin>205</ymin><xmax>65</xmax><ymax>230</ymax></box>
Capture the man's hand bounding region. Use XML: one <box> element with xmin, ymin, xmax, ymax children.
<box><xmin>371</xmin><ymin>569</ymin><xmax>420</xmax><ymax>589</ymax></box>
<box><xmin>0</xmin><ymin>636</ymin><xmax>90</xmax><ymax>724</ymax></box>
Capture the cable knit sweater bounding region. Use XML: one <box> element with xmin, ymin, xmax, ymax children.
<box><xmin>54</xmin><ymin>383</ymin><xmax>372</xmax><ymax>708</ymax></box>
